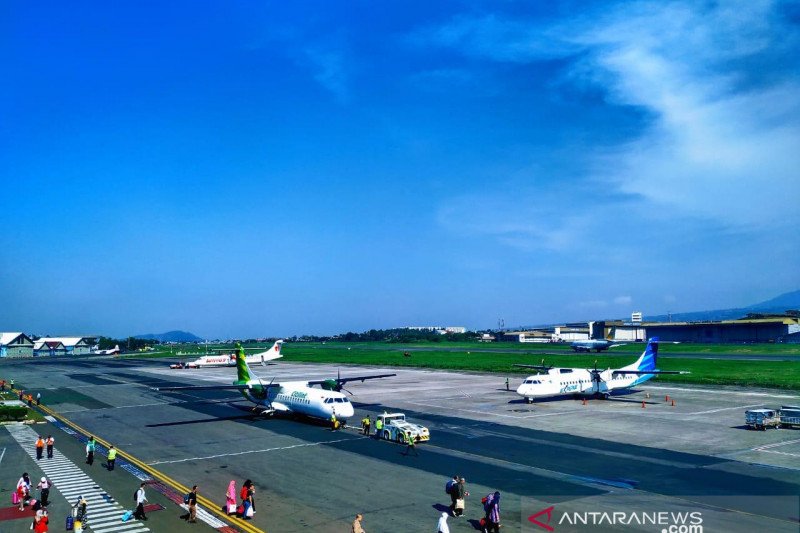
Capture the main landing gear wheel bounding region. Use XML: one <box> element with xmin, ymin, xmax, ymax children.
<box><xmin>382</xmin><ymin>430</ymin><xmax>390</xmax><ymax>441</ymax></box>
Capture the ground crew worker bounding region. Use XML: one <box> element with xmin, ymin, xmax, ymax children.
<box><xmin>401</xmin><ymin>432</ymin><xmax>418</xmax><ymax>456</ymax></box>
<box><xmin>1</xmin><ymin>379</ymin><xmax>5</xmax><ymax>390</ymax></box>
<box><xmin>374</xmin><ymin>416</ymin><xmax>383</xmax><ymax>438</ymax></box>
<box><xmin>107</xmin><ymin>445</ymin><xmax>117</xmax><ymax>471</ymax></box>
<box><xmin>35</xmin><ymin>436</ymin><xmax>44</xmax><ymax>460</ymax></box>
<box><xmin>36</xmin><ymin>392</ymin><xmax>41</xmax><ymax>405</ymax></box>
<box><xmin>331</xmin><ymin>412</ymin><xmax>339</xmax><ymax>430</ymax></box>
<box><xmin>27</xmin><ymin>394</ymin><xmax>33</xmax><ymax>407</ymax></box>
<box><xmin>505</xmin><ymin>377</ymin><xmax>509</xmax><ymax>391</ymax></box>
<box><xmin>46</xmin><ymin>435</ymin><xmax>54</xmax><ymax>459</ymax></box>
<box><xmin>10</xmin><ymin>378</ymin><xmax>14</xmax><ymax>389</ymax></box>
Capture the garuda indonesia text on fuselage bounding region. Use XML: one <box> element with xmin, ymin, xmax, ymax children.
<box><xmin>516</xmin><ymin>337</ymin><xmax>687</xmax><ymax>403</ymax></box>
<box><xmin>155</xmin><ymin>343</ymin><xmax>395</xmax><ymax>421</ymax></box>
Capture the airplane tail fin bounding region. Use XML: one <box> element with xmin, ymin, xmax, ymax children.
<box><xmin>605</xmin><ymin>327</ymin><xmax>616</xmax><ymax>341</ymax></box>
<box><xmin>249</xmin><ymin>340</ymin><xmax>284</xmax><ymax>366</ymax></box>
<box><xmin>632</xmin><ymin>337</ymin><xmax>659</xmax><ymax>372</ymax></box>
<box><xmin>235</xmin><ymin>343</ymin><xmax>253</xmax><ymax>383</ymax></box>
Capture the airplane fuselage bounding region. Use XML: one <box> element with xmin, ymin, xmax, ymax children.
<box><xmin>241</xmin><ymin>380</ymin><xmax>355</xmax><ymax>420</ymax></box>
<box><xmin>516</xmin><ymin>368</ymin><xmax>653</xmax><ymax>400</ymax></box>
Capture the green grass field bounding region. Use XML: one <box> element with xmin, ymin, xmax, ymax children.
<box><xmin>123</xmin><ymin>341</ymin><xmax>800</xmax><ymax>390</ymax></box>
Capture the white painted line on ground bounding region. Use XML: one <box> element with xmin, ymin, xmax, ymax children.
<box><xmin>147</xmin><ymin>435</ymin><xmax>363</xmax><ymax>465</ymax></box>
<box><xmin>0</xmin><ymin>446</ymin><xmax>5</xmax><ymax>466</ymax></box>
<box><xmin>685</xmin><ymin>404</ymin><xmax>766</xmax><ymax>415</ymax></box>
<box><xmin>753</xmin><ymin>438</ymin><xmax>800</xmax><ymax>451</ymax></box>
<box><xmin>646</xmin><ymin>384</ymin><xmax>800</xmax><ymax>399</ymax></box>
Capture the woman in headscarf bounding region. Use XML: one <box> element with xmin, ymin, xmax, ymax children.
<box><xmin>225</xmin><ymin>480</ymin><xmax>237</xmax><ymax>514</ymax></box>
<box><xmin>437</xmin><ymin>511</ymin><xmax>450</xmax><ymax>533</ymax></box>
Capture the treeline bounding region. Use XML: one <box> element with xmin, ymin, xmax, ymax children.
<box><xmin>97</xmin><ymin>336</ymin><xmax>159</xmax><ymax>351</ymax></box>
<box><xmin>286</xmin><ymin>328</ymin><xmax>483</xmax><ymax>343</ymax></box>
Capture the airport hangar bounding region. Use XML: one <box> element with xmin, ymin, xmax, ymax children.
<box><xmin>502</xmin><ymin>314</ymin><xmax>800</xmax><ymax>343</ymax></box>
<box><xmin>0</xmin><ymin>333</ymin><xmax>96</xmax><ymax>358</ymax></box>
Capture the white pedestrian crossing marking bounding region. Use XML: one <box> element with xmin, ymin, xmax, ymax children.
<box><xmin>5</xmin><ymin>424</ymin><xmax>150</xmax><ymax>533</ymax></box>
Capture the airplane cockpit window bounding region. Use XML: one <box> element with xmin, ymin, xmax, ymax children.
<box><xmin>334</xmin><ymin>397</ymin><xmax>345</xmax><ymax>403</ymax></box>
<box><xmin>324</xmin><ymin>398</ymin><xmax>334</xmax><ymax>403</ymax></box>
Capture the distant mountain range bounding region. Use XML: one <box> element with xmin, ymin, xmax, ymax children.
<box><xmin>134</xmin><ymin>330</ymin><xmax>203</xmax><ymax>342</ymax></box>
<box><xmin>646</xmin><ymin>289</ymin><xmax>800</xmax><ymax>322</ymax></box>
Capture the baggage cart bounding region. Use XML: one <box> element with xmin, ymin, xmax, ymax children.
<box><xmin>779</xmin><ymin>407</ymin><xmax>800</xmax><ymax>429</ymax></box>
<box><xmin>745</xmin><ymin>409</ymin><xmax>780</xmax><ymax>430</ymax></box>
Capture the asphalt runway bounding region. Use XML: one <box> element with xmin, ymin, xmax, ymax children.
<box><xmin>2</xmin><ymin>356</ymin><xmax>799</xmax><ymax>532</ymax></box>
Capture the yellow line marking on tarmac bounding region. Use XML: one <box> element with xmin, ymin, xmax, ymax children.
<box><xmin>147</xmin><ymin>436</ymin><xmax>364</xmax><ymax>465</ymax></box>
<box><xmin>17</xmin><ymin>388</ymin><xmax>266</xmax><ymax>533</ymax></box>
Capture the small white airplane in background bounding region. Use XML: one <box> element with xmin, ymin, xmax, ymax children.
<box><xmin>170</xmin><ymin>340</ymin><xmax>284</xmax><ymax>369</ymax></box>
<box><xmin>95</xmin><ymin>345</ymin><xmax>121</xmax><ymax>355</ymax></box>
<box><xmin>156</xmin><ymin>343</ymin><xmax>395</xmax><ymax>421</ymax></box>
<box><xmin>570</xmin><ymin>327</ymin><xmax>625</xmax><ymax>352</ymax></box>
<box><xmin>516</xmin><ymin>337</ymin><xmax>688</xmax><ymax>403</ymax></box>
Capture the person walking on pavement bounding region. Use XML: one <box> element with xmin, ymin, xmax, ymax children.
<box><xmin>484</xmin><ymin>491</ymin><xmax>501</xmax><ymax>533</ymax></box>
<box><xmin>37</xmin><ymin>477</ymin><xmax>52</xmax><ymax>506</ymax></box>
<box><xmin>454</xmin><ymin>477</ymin><xmax>468</xmax><ymax>517</ymax></box>
<box><xmin>36</xmin><ymin>392</ymin><xmax>41</xmax><ymax>405</ymax></box>
<box><xmin>437</xmin><ymin>511</ymin><xmax>450</xmax><ymax>533</ymax></box>
<box><xmin>401</xmin><ymin>431</ymin><xmax>418</xmax><ymax>456</ymax></box>
<box><xmin>187</xmin><ymin>485</ymin><xmax>198</xmax><ymax>523</ymax></box>
<box><xmin>134</xmin><ymin>483</ymin><xmax>148</xmax><ymax>520</ymax></box>
<box><xmin>225</xmin><ymin>480</ymin><xmax>237</xmax><ymax>515</ymax></box>
<box><xmin>446</xmin><ymin>475</ymin><xmax>458</xmax><ymax>515</ymax></box>
<box><xmin>17</xmin><ymin>474</ymin><xmax>30</xmax><ymax>511</ymax></box>
<box><xmin>45</xmin><ymin>435</ymin><xmax>54</xmax><ymax>459</ymax></box>
<box><xmin>351</xmin><ymin>513</ymin><xmax>365</xmax><ymax>533</ymax></box>
<box><xmin>35</xmin><ymin>435</ymin><xmax>44</xmax><ymax>460</ymax></box>
<box><xmin>107</xmin><ymin>445</ymin><xmax>117</xmax><ymax>470</ymax></box>
<box><xmin>374</xmin><ymin>415</ymin><xmax>383</xmax><ymax>438</ymax></box>
<box><xmin>85</xmin><ymin>436</ymin><xmax>95</xmax><ymax>465</ymax></box>
<box><xmin>27</xmin><ymin>393</ymin><xmax>33</xmax><ymax>407</ymax></box>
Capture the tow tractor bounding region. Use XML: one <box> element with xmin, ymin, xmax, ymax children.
<box><xmin>378</xmin><ymin>413</ymin><xmax>430</xmax><ymax>443</ymax></box>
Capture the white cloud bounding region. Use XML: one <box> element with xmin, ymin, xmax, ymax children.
<box><xmin>614</xmin><ymin>295</ymin><xmax>632</xmax><ymax>305</ymax></box>
<box><xmin>426</xmin><ymin>1</ymin><xmax>800</xmax><ymax>248</ymax></box>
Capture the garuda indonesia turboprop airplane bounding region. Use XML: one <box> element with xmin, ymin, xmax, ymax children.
<box><xmin>515</xmin><ymin>337</ymin><xmax>687</xmax><ymax>403</ymax></box>
<box><xmin>155</xmin><ymin>343</ymin><xmax>395</xmax><ymax>421</ymax></box>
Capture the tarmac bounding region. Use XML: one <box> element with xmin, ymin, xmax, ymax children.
<box><xmin>1</xmin><ymin>355</ymin><xmax>799</xmax><ymax>533</ymax></box>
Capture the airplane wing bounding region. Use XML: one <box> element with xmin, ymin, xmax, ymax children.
<box><xmin>513</xmin><ymin>364</ymin><xmax>551</xmax><ymax>371</ymax></box>
<box><xmin>306</xmin><ymin>373</ymin><xmax>396</xmax><ymax>387</ymax></box>
<box><xmin>153</xmin><ymin>383</ymin><xmax>281</xmax><ymax>392</ymax></box>
<box><xmin>611</xmin><ymin>370</ymin><xmax>690</xmax><ymax>375</ymax></box>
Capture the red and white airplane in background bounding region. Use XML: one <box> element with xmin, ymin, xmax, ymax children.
<box><xmin>95</xmin><ymin>345</ymin><xmax>121</xmax><ymax>355</ymax></box>
<box><xmin>170</xmin><ymin>340</ymin><xmax>284</xmax><ymax>369</ymax></box>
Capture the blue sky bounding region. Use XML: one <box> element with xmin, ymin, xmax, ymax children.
<box><xmin>1</xmin><ymin>1</ymin><xmax>798</xmax><ymax>338</ymax></box>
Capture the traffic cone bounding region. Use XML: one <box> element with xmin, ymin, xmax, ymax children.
<box><xmin>641</xmin><ymin>401</ymin><xmax>646</xmax><ymax>408</ymax></box>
